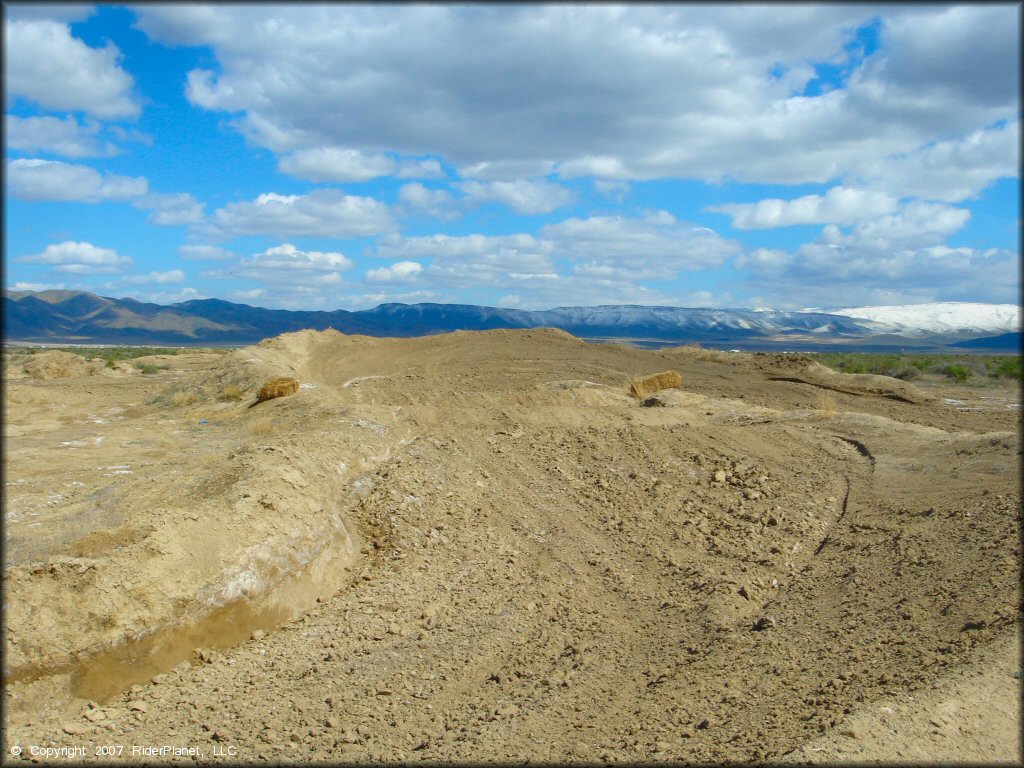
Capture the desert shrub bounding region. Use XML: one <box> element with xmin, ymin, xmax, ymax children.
<box><xmin>839</xmin><ymin>357</ymin><xmax>872</xmax><ymax>374</ymax></box>
<box><xmin>810</xmin><ymin>352</ymin><xmax>1021</xmax><ymax>382</ymax></box>
<box><xmin>139</xmin><ymin>364</ymin><xmax>160</xmax><ymax>375</ymax></box>
<box><xmin>962</xmin><ymin>357</ymin><xmax>990</xmax><ymax>377</ymax></box>
<box><xmin>59</xmin><ymin>346</ymin><xmax>183</xmax><ymax>363</ymax></box>
<box><xmin>866</xmin><ymin>355</ymin><xmax>904</xmax><ymax>376</ymax></box>
<box><xmin>987</xmin><ymin>356</ymin><xmax>1021</xmax><ymax>379</ymax></box>
<box><xmin>892</xmin><ymin>365</ymin><xmax>920</xmax><ymax>381</ymax></box>
<box><xmin>941</xmin><ymin>364</ymin><xmax>972</xmax><ymax>383</ymax></box>
<box><xmin>909</xmin><ymin>357</ymin><xmax>935</xmax><ymax>371</ymax></box>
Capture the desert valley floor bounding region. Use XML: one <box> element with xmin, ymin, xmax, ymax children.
<box><xmin>3</xmin><ymin>329</ymin><xmax>1020</xmax><ymax>763</ymax></box>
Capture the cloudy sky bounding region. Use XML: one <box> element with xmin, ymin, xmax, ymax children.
<box><xmin>4</xmin><ymin>3</ymin><xmax>1020</xmax><ymax>311</ymax></box>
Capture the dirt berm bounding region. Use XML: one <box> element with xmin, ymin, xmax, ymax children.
<box><xmin>3</xmin><ymin>329</ymin><xmax>1020</xmax><ymax>763</ymax></box>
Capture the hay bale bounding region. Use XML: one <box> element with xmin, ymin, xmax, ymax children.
<box><xmin>24</xmin><ymin>351</ymin><xmax>93</xmax><ymax>380</ymax></box>
<box><xmin>629</xmin><ymin>370</ymin><xmax>682</xmax><ymax>399</ymax></box>
<box><xmin>257</xmin><ymin>377</ymin><xmax>299</xmax><ymax>403</ymax></box>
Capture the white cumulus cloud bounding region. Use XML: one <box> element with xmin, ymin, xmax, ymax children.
<box><xmin>7</xmin><ymin>159</ymin><xmax>147</xmax><ymax>202</ymax></box>
<box><xmin>456</xmin><ymin>179</ymin><xmax>574</xmax><ymax>215</ymax></box>
<box><xmin>364</xmin><ymin>261</ymin><xmax>424</xmax><ymax>285</ymax></box>
<box><xmin>121</xmin><ymin>269</ymin><xmax>187</xmax><ymax>285</ymax></box>
<box><xmin>396</xmin><ymin>183</ymin><xmax>460</xmax><ymax>221</ymax></box>
<box><xmin>457</xmin><ymin>160</ymin><xmax>556</xmax><ymax>181</ymax></box>
<box><xmin>243</xmin><ymin>243</ymin><xmax>353</xmax><ymax>272</ymax></box>
<box><xmin>131</xmin><ymin>5</ymin><xmax>1018</xmax><ymax>191</ymax></box>
<box><xmin>205</xmin><ymin>189</ymin><xmax>395</xmax><ymax>239</ymax></box>
<box><xmin>178</xmin><ymin>244</ymin><xmax>236</xmax><ymax>260</ymax></box>
<box><xmin>5</xmin><ymin>115</ymin><xmax>117</xmax><ymax>158</ymax></box>
<box><xmin>396</xmin><ymin>158</ymin><xmax>446</xmax><ymax>180</ymax></box>
<box><xmin>4</xmin><ymin>18</ymin><xmax>139</xmax><ymax>119</ymax></box>
<box><xmin>4</xmin><ymin>5</ymin><xmax>95</xmax><ymax>23</ymax></box>
<box><xmin>201</xmin><ymin>242</ymin><xmax>358</xmax><ymax>310</ymax></box>
<box><xmin>556</xmin><ymin>156</ymin><xmax>630</xmax><ymax>180</ymax></box>
<box><xmin>11</xmin><ymin>281</ymin><xmax>65</xmax><ymax>292</ymax></box>
<box><xmin>376</xmin><ymin>232</ymin><xmax>555</xmax><ymax>290</ymax></box>
<box><xmin>18</xmin><ymin>241</ymin><xmax>132</xmax><ymax>274</ymax></box>
<box><xmin>710</xmin><ymin>186</ymin><xmax>900</xmax><ymax>229</ymax></box>
<box><xmin>205</xmin><ymin>244</ymin><xmax>355</xmax><ymax>297</ymax></box>
<box><xmin>278</xmin><ymin>147</ymin><xmax>397</xmax><ymax>182</ymax></box>
<box><xmin>593</xmin><ymin>179</ymin><xmax>630</xmax><ymax>201</ymax></box>
<box><xmin>371</xmin><ymin>211</ymin><xmax>740</xmax><ymax>300</ymax></box>
<box><xmin>848</xmin><ymin>201</ymin><xmax>970</xmax><ymax>246</ymax></box>
<box><xmin>541</xmin><ymin>211</ymin><xmax>740</xmax><ymax>275</ymax></box>
<box><xmin>133</xmin><ymin>192</ymin><xmax>204</xmax><ymax>226</ymax></box>
<box><xmin>735</xmin><ymin>213</ymin><xmax>1016</xmax><ymax>308</ymax></box>
<box><xmin>850</xmin><ymin>120</ymin><xmax>1020</xmax><ymax>202</ymax></box>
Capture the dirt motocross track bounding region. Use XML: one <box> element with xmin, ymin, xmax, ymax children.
<box><xmin>3</xmin><ymin>329</ymin><xmax>1021</xmax><ymax>763</ymax></box>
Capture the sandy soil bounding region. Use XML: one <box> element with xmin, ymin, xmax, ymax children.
<box><xmin>3</xmin><ymin>330</ymin><xmax>1020</xmax><ymax>763</ymax></box>
<box><xmin>787</xmin><ymin>628</ymin><xmax>1021</xmax><ymax>763</ymax></box>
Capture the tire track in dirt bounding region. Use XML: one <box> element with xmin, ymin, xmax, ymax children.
<box><xmin>813</xmin><ymin>435</ymin><xmax>874</xmax><ymax>557</ymax></box>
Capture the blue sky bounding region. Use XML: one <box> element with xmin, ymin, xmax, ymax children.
<box><xmin>4</xmin><ymin>3</ymin><xmax>1020</xmax><ymax>311</ymax></box>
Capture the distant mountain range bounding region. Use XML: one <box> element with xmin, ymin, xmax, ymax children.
<box><xmin>3</xmin><ymin>290</ymin><xmax>1020</xmax><ymax>352</ymax></box>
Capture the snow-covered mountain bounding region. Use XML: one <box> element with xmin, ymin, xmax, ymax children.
<box><xmin>823</xmin><ymin>302</ymin><xmax>1020</xmax><ymax>336</ymax></box>
<box><xmin>325</xmin><ymin>302</ymin><xmax>885</xmax><ymax>338</ymax></box>
<box><xmin>528</xmin><ymin>305</ymin><xmax>879</xmax><ymax>337</ymax></box>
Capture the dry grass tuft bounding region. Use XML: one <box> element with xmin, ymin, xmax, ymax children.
<box><xmin>816</xmin><ymin>391</ymin><xmax>838</xmax><ymax>419</ymax></box>
<box><xmin>170</xmin><ymin>389</ymin><xmax>200</xmax><ymax>407</ymax></box>
<box><xmin>629</xmin><ymin>370</ymin><xmax>683</xmax><ymax>400</ymax></box>
<box><xmin>218</xmin><ymin>384</ymin><xmax>246</xmax><ymax>401</ymax></box>
<box><xmin>257</xmin><ymin>377</ymin><xmax>299</xmax><ymax>403</ymax></box>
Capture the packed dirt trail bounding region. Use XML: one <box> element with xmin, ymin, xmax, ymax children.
<box><xmin>3</xmin><ymin>329</ymin><xmax>1020</xmax><ymax>763</ymax></box>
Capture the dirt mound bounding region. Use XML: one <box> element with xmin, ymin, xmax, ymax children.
<box><xmin>3</xmin><ymin>329</ymin><xmax>1019</xmax><ymax>763</ymax></box>
<box><xmin>803</xmin><ymin>361</ymin><xmax>934</xmax><ymax>403</ymax></box>
<box><xmin>751</xmin><ymin>354</ymin><xmax>934</xmax><ymax>404</ymax></box>
<box><xmin>23</xmin><ymin>350</ymin><xmax>97</xmax><ymax>379</ymax></box>
<box><xmin>98</xmin><ymin>360</ymin><xmax>137</xmax><ymax>376</ymax></box>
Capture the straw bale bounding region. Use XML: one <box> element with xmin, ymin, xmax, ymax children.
<box><xmin>629</xmin><ymin>370</ymin><xmax>682</xmax><ymax>399</ymax></box>
<box><xmin>257</xmin><ymin>377</ymin><xmax>300</xmax><ymax>402</ymax></box>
